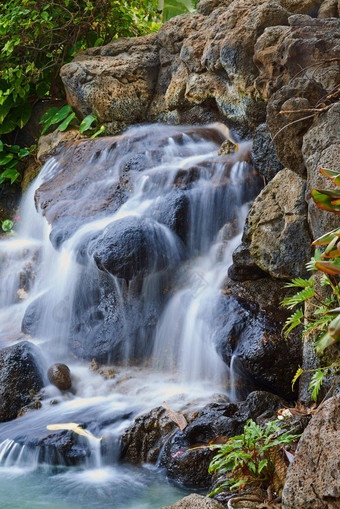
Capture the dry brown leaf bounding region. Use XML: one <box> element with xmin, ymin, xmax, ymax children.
<box><xmin>163</xmin><ymin>401</ymin><xmax>188</xmax><ymax>431</ymax></box>
<box><xmin>46</xmin><ymin>422</ymin><xmax>103</xmax><ymax>441</ymax></box>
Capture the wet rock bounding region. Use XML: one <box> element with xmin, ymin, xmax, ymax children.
<box><xmin>160</xmin><ymin>391</ymin><xmax>285</xmax><ymax>488</ymax></box>
<box><xmin>34</xmin><ymin>430</ymin><xmax>91</xmax><ymax>466</ymax></box>
<box><xmin>121</xmin><ymin>406</ymin><xmax>181</xmax><ymax>465</ymax></box>
<box><xmin>218</xmin><ymin>139</ymin><xmax>237</xmax><ymax>156</ymax></box>
<box><xmin>228</xmin><ymin>242</ymin><xmax>266</xmax><ymax>282</ymax></box>
<box><xmin>60</xmin><ymin>34</ymin><xmax>160</xmax><ymax>127</ymax></box>
<box><xmin>282</xmin><ymin>394</ymin><xmax>340</xmax><ymax>509</ymax></box>
<box><xmin>21</xmin><ymin>292</ymin><xmax>46</xmax><ymax>336</ymax></box>
<box><xmin>246</xmin><ymin>169</ymin><xmax>311</xmax><ymax>279</ymax></box>
<box><xmin>47</xmin><ymin>363</ymin><xmax>72</xmax><ymax>391</ymax></box>
<box><xmin>89</xmin><ymin>216</ymin><xmax>182</xmax><ymax>280</ymax></box>
<box><xmin>302</xmin><ymin>102</ymin><xmax>340</xmax><ymax>240</ymax></box>
<box><xmin>251</xmin><ymin>123</ymin><xmax>283</xmax><ymax>181</ymax></box>
<box><xmin>37</xmin><ymin>129</ymin><xmax>86</xmax><ymax>163</ymax></box>
<box><xmin>149</xmin><ymin>191</ymin><xmax>190</xmax><ymax>243</ymax></box>
<box><xmin>214</xmin><ymin>277</ymin><xmax>302</xmax><ymax>400</ymax></box>
<box><xmin>0</xmin><ymin>341</ymin><xmax>44</xmax><ymax>422</ymax></box>
<box><xmin>162</xmin><ymin>493</ymin><xmax>225</xmax><ymax>509</ymax></box>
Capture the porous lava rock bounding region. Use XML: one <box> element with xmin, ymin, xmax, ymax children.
<box><xmin>282</xmin><ymin>394</ymin><xmax>340</xmax><ymax>509</ymax></box>
<box><xmin>0</xmin><ymin>341</ymin><xmax>44</xmax><ymax>422</ymax></box>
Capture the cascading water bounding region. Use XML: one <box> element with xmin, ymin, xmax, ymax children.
<box><xmin>0</xmin><ymin>124</ymin><xmax>262</xmax><ymax>508</ymax></box>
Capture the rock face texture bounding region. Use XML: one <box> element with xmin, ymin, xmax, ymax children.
<box><xmin>282</xmin><ymin>394</ymin><xmax>340</xmax><ymax>509</ymax></box>
<box><xmin>122</xmin><ymin>391</ymin><xmax>285</xmax><ymax>489</ymax></box>
<box><xmin>161</xmin><ymin>494</ymin><xmax>225</xmax><ymax>509</ymax></box>
<box><xmin>246</xmin><ymin>169</ymin><xmax>311</xmax><ymax>279</ymax></box>
<box><xmin>0</xmin><ymin>341</ymin><xmax>44</xmax><ymax>422</ymax></box>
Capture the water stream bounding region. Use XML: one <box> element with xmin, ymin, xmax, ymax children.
<box><xmin>0</xmin><ymin>124</ymin><xmax>261</xmax><ymax>508</ymax></box>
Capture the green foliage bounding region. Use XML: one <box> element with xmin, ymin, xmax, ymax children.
<box><xmin>0</xmin><ymin>0</ymin><xmax>160</xmax><ymax>189</ymax></box>
<box><xmin>0</xmin><ymin>142</ymin><xmax>34</xmax><ymax>185</ymax></box>
<box><xmin>161</xmin><ymin>0</ymin><xmax>198</xmax><ymax>21</ymax></box>
<box><xmin>40</xmin><ymin>105</ymin><xmax>106</xmax><ymax>139</ymax></box>
<box><xmin>208</xmin><ymin>419</ymin><xmax>300</xmax><ymax>496</ymax></box>
<box><xmin>282</xmin><ymin>168</ymin><xmax>340</xmax><ymax>400</ymax></box>
<box><xmin>1</xmin><ymin>219</ymin><xmax>14</xmax><ymax>232</ymax></box>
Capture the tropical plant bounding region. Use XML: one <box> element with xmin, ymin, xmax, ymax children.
<box><xmin>282</xmin><ymin>167</ymin><xmax>340</xmax><ymax>400</ymax></box>
<box><xmin>208</xmin><ymin>419</ymin><xmax>300</xmax><ymax>497</ymax></box>
<box><xmin>160</xmin><ymin>0</ymin><xmax>198</xmax><ymax>21</ymax></box>
<box><xmin>0</xmin><ymin>0</ymin><xmax>160</xmax><ymax>190</ymax></box>
<box><xmin>39</xmin><ymin>105</ymin><xmax>105</xmax><ymax>138</ymax></box>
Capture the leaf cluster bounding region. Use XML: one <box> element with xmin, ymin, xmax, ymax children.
<box><xmin>208</xmin><ymin>419</ymin><xmax>300</xmax><ymax>496</ymax></box>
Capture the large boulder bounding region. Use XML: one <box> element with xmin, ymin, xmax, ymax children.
<box><xmin>161</xmin><ymin>494</ymin><xmax>225</xmax><ymax>509</ymax></box>
<box><xmin>60</xmin><ymin>34</ymin><xmax>160</xmax><ymax>133</ymax></box>
<box><xmin>214</xmin><ymin>277</ymin><xmax>302</xmax><ymax>400</ymax></box>
<box><xmin>88</xmin><ymin>216</ymin><xmax>183</xmax><ymax>280</ymax></box>
<box><xmin>282</xmin><ymin>394</ymin><xmax>340</xmax><ymax>509</ymax></box>
<box><xmin>0</xmin><ymin>341</ymin><xmax>44</xmax><ymax>422</ymax></box>
<box><xmin>245</xmin><ymin>169</ymin><xmax>311</xmax><ymax>279</ymax></box>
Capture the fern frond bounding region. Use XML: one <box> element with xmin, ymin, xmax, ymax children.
<box><xmin>308</xmin><ymin>369</ymin><xmax>325</xmax><ymax>401</ymax></box>
<box><xmin>284</xmin><ymin>278</ymin><xmax>313</xmax><ymax>289</ymax></box>
<box><xmin>292</xmin><ymin>367</ymin><xmax>304</xmax><ymax>390</ymax></box>
<box><xmin>283</xmin><ymin>309</ymin><xmax>303</xmax><ymax>338</ymax></box>
<box><xmin>281</xmin><ymin>286</ymin><xmax>315</xmax><ymax>309</ymax></box>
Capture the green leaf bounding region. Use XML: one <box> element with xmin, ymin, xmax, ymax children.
<box><xmin>0</xmin><ymin>167</ymin><xmax>20</xmax><ymax>184</ymax></box>
<box><xmin>16</xmin><ymin>102</ymin><xmax>32</xmax><ymax>128</ymax></box>
<box><xmin>312</xmin><ymin>189</ymin><xmax>340</xmax><ymax>214</ymax></box>
<box><xmin>1</xmin><ymin>219</ymin><xmax>13</xmax><ymax>232</ymax></box>
<box><xmin>313</xmin><ymin>228</ymin><xmax>340</xmax><ymax>246</ymax></box>
<box><xmin>308</xmin><ymin>369</ymin><xmax>325</xmax><ymax>401</ymax></box>
<box><xmin>315</xmin><ymin>260</ymin><xmax>340</xmax><ymax>275</ymax></box>
<box><xmin>285</xmin><ymin>277</ymin><xmax>313</xmax><ymax>288</ymax></box>
<box><xmin>40</xmin><ymin>107</ymin><xmax>59</xmax><ymax>125</ymax></box>
<box><xmin>41</xmin><ymin>105</ymin><xmax>73</xmax><ymax>134</ymax></box>
<box><xmin>0</xmin><ymin>140</ymin><xmax>3</xmax><ymax>152</ymax></box>
<box><xmin>292</xmin><ymin>367</ymin><xmax>304</xmax><ymax>390</ymax></box>
<box><xmin>79</xmin><ymin>114</ymin><xmax>97</xmax><ymax>133</ymax></box>
<box><xmin>0</xmin><ymin>153</ymin><xmax>14</xmax><ymax>166</ymax></box>
<box><xmin>90</xmin><ymin>125</ymin><xmax>106</xmax><ymax>138</ymax></box>
<box><xmin>258</xmin><ymin>459</ymin><xmax>268</xmax><ymax>474</ymax></box>
<box><xmin>56</xmin><ymin>112</ymin><xmax>76</xmax><ymax>131</ymax></box>
<box><xmin>281</xmin><ymin>285</ymin><xmax>315</xmax><ymax>309</ymax></box>
<box><xmin>315</xmin><ymin>331</ymin><xmax>334</xmax><ymax>354</ymax></box>
<box><xmin>283</xmin><ymin>308</ymin><xmax>304</xmax><ymax>338</ymax></box>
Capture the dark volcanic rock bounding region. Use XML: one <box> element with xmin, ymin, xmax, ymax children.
<box><xmin>149</xmin><ymin>191</ymin><xmax>190</xmax><ymax>243</ymax></box>
<box><xmin>251</xmin><ymin>123</ymin><xmax>283</xmax><ymax>181</ymax></box>
<box><xmin>214</xmin><ymin>277</ymin><xmax>302</xmax><ymax>401</ymax></box>
<box><xmin>89</xmin><ymin>216</ymin><xmax>183</xmax><ymax>280</ymax></box>
<box><xmin>121</xmin><ymin>392</ymin><xmax>284</xmax><ymax>489</ymax></box>
<box><xmin>160</xmin><ymin>391</ymin><xmax>285</xmax><ymax>489</ymax></box>
<box><xmin>47</xmin><ymin>364</ymin><xmax>72</xmax><ymax>391</ymax></box>
<box><xmin>0</xmin><ymin>341</ymin><xmax>44</xmax><ymax>422</ymax></box>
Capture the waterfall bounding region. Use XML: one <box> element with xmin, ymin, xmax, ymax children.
<box><xmin>0</xmin><ymin>123</ymin><xmax>262</xmax><ymax>508</ymax></box>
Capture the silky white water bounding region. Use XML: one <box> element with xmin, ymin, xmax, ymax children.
<box><xmin>0</xmin><ymin>124</ymin><xmax>260</xmax><ymax>508</ymax></box>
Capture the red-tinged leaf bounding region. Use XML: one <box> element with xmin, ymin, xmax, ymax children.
<box><xmin>311</xmin><ymin>189</ymin><xmax>340</xmax><ymax>214</ymax></box>
<box><xmin>334</xmin><ymin>175</ymin><xmax>340</xmax><ymax>186</ymax></box>
<box><xmin>319</xmin><ymin>168</ymin><xmax>340</xmax><ymax>180</ymax></box>
<box><xmin>313</xmin><ymin>188</ymin><xmax>340</xmax><ymax>199</ymax></box>
<box><xmin>315</xmin><ymin>261</ymin><xmax>340</xmax><ymax>275</ymax></box>
<box><xmin>331</xmin><ymin>198</ymin><xmax>340</xmax><ymax>206</ymax></box>
<box><xmin>313</xmin><ymin>229</ymin><xmax>340</xmax><ymax>245</ymax></box>
<box><xmin>328</xmin><ymin>314</ymin><xmax>340</xmax><ymax>341</ymax></box>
